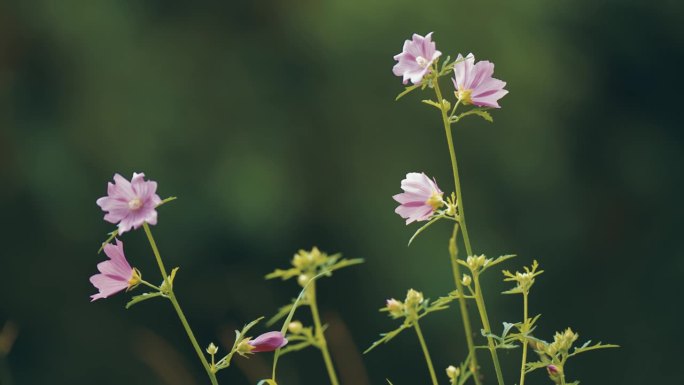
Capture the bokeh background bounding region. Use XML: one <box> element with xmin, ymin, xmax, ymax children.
<box><xmin>1</xmin><ymin>0</ymin><xmax>682</xmax><ymax>384</ymax></box>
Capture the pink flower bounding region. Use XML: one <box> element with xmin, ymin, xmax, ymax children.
<box><xmin>96</xmin><ymin>172</ymin><xmax>162</xmax><ymax>234</ymax></box>
<box><xmin>393</xmin><ymin>172</ymin><xmax>444</xmax><ymax>224</ymax></box>
<box><xmin>452</xmin><ymin>53</ymin><xmax>508</xmax><ymax>108</ymax></box>
<box><xmin>90</xmin><ymin>239</ymin><xmax>140</xmax><ymax>301</ymax></box>
<box><xmin>248</xmin><ymin>331</ymin><xmax>288</xmax><ymax>352</ymax></box>
<box><xmin>393</xmin><ymin>32</ymin><xmax>442</xmax><ymax>85</ymax></box>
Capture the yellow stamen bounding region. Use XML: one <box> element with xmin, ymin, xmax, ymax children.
<box><xmin>425</xmin><ymin>192</ymin><xmax>444</xmax><ymax>210</ymax></box>
<box><xmin>128</xmin><ymin>197</ymin><xmax>143</xmax><ymax>210</ymax></box>
<box><xmin>457</xmin><ymin>89</ymin><xmax>473</xmax><ymax>105</ymax></box>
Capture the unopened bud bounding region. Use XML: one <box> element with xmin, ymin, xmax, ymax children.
<box><xmin>385</xmin><ymin>298</ymin><xmax>405</xmax><ymax>317</ymax></box>
<box><xmin>405</xmin><ymin>289</ymin><xmax>424</xmax><ymax>307</ymax></box>
<box><xmin>206</xmin><ymin>342</ymin><xmax>218</xmax><ymax>355</ymax></box>
<box><xmin>288</xmin><ymin>321</ymin><xmax>303</xmax><ymax>334</ymax></box>
<box><xmin>461</xmin><ymin>274</ymin><xmax>472</xmax><ymax>286</ymax></box>
<box><xmin>446</xmin><ymin>365</ymin><xmax>460</xmax><ymax>380</ymax></box>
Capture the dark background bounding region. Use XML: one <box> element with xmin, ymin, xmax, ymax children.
<box><xmin>1</xmin><ymin>1</ymin><xmax>682</xmax><ymax>384</ymax></box>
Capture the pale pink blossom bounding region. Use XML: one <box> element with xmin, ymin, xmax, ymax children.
<box><xmin>96</xmin><ymin>172</ymin><xmax>162</xmax><ymax>234</ymax></box>
<box><xmin>90</xmin><ymin>239</ymin><xmax>140</xmax><ymax>301</ymax></box>
<box><xmin>452</xmin><ymin>53</ymin><xmax>508</xmax><ymax>108</ymax></box>
<box><xmin>248</xmin><ymin>331</ymin><xmax>288</xmax><ymax>352</ymax></box>
<box><xmin>393</xmin><ymin>32</ymin><xmax>442</xmax><ymax>85</ymax></box>
<box><xmin>393</xmin><ymin>172</ymin><xmax>444</xmax><ymax>224</ymax></box>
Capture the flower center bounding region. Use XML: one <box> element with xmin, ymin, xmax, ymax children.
<box><xmin>415</xmin><ymin>56</ymin><xmax>428</xmax><ymax>68</ymax></box>
<box><xmin>457</xmin><ymin>89</ymin><xmax>473</xmax><ymax>105</ymax></box>
<box><xmin>425</xmin><ymin>192</ymin><xmax>444</xmax><ymax>210</ymax></box>
<box><xmin>128</xmin><ymin>197</ymin><xmax>143</xmax><ymax>210</ymax></box>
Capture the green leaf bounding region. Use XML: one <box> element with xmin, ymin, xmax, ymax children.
<box><xmin>568</xmin><ymin>341</ymin><xmax>619</xmax><ymax>358</ymax></box>
<box><xmin>482</xmin><ymin>254</ymin><xmax>516</xmax><ymax>272</ymax></box>
<box><xmin>125</xmin><ymin>292</ymin><xmax>163</xmax><ymax>309</ymax></box>
<box><xmin>408</xmin><ymin>215</ymin><xmax>445</xmax><ymax>246</ymax></box>
<box><xmin>395</xmin><ymin>84</ymin><xmax>420</xmax><ymax>100</ymax></box>
<box><xmin>455</xmin><ymin>108</ymin><xmax>494</xmax><ymax>123</ymax></box>
<box><xmin>266</xmin><ymin>298</ymin><xmax>310</xmax><ymax>326</ymax></box>
<box><xmin>326</xmin><ymin>258</ymin><xmax>364</xmax><ymax>275</ymax></box>
<box><xmin>364</xmin><ymin>321</ymin><xmax>412</xmax><ymax>354</ymax></box>
<box><xmin>97</xmin><ymin>229</ymin><xmax>119</xmax><ymax>254</ymax></box>
<box><xmin>421</xmin><ymin>99</ymin><xmax>442</xmax><ymax>110</ymax></box>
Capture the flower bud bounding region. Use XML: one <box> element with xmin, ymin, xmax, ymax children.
<box><xmin>405</xmin><ymin>289</ymin><xmax>424</xmax><ymax>307</ymax></box>
<box><xmin>248</xmin><ymin>331</ymin><xmax>288</xmax><ymax>353</ymax></box>
<box><xmin>461</xmin><ymin>274</ymin><xmax>472</xmax><ymax>286</ymax></box>
<box><xmin>288</xmin><ymin>321</ymin><xmax>303</xmax><ymax>334</ymax></box>
<box><xmin>385</xmin><ymin>298</ymin><xmax>405</xmax><ymax>318</ymax></box>
<box><xmin>446</xmin><ymin>365</ymin><xmax>460</xmax><ymax>380</ymax></box>
<box><xmin>206</xmin><ymin>342</ymin><xmax>218</xmax><ymax>355</ymax></box>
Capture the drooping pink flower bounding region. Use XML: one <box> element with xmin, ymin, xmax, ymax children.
<box><xmin>96</xmin><ymin>172</ymin><xmax>162</xmax><ymax>234</ymax></box>
<box><xmin>452</xmin><ymin>53</ymin><xmax>508</xmax><ymax>108</ymax></box>
<box><xmin>90</xmin><ymin>239</ymin><xmax>140</xmax><ymax>301</ymax></box>
<box><xmin>393</xmin><ymin>172</ymin><xmax>444</xmax><ymax>224</ymax></box>
<box><xmin>393</xmin><ymin>32</ymin><xmax>442</xmax><ymax>85</ymax></box>
<box><xmin>248</xmin><ymin>331</ymin><xmax>288</xmax><ymax>352</ymax></box>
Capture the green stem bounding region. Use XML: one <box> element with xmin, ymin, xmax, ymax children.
<box><xmin>413</xmin><ymin>320</ymin><xmax>439</xmax><ymax>385</ymax></box>
<box><xmin>433</xmin><ymin>80</ymin><xmax>473</xmax><ymax>258</ymax></box>
<box><xmin>449</xmin><ymin>225</ymin><xmax>482</xmax><ymax>385</ymax></box>
<box><xmin>143</xmin><ymin>223</ymin><xmax>169</xmax><ymax>280</ymax></box>
<box><xmin>308</xmin><ymin>282</ymin><xmax>340</xmax><ymax>385</ymax></box>
<box><xmin>519</xmin><ymin>292</ymin><xmax>529</xmax><ymax>385</ymax></box>
<box><xmin>143</xmin><ymin>223</ymin><xmax>219</xmax><ymax>385</ymax></box>
<box><xmin>473</xmin><ymin>273</ymin><xmax>505</xmax><ymax>385</ymax></box>
<box><xmin>433</xmin><ymin>74</ymin><xmax>482</xmax><ymax>385</ymax></box>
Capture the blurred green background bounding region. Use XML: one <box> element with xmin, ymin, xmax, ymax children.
<box><xmin>1</xmin><ymin>0</ymin><xmax>682</xmax><ymax>384</ymax></box>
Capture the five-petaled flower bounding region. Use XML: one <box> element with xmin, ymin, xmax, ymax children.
<box><xmin>90</xmin><ymin>239</ymin><xmax>140</xmax><ymax>301</ymax></box>
<box><xmin>96</xmin><ymin>172</ymin><xmax>162</xmax><ymax>235</ymax></box>
<box><xmin>393</xmin><ymin>32</ymin><xmax>442</xmax><ymax>85</ymax></box>
<box><xmin>393</xmin><ymin>172</ymin><xmax>444</xmax><ymax>224</ymax></box>
<box><xmin>452</xmin><ymin>53</ymin><xmax>508</xmax><ymax>108</ymax></box>
<box><xmin>248</xmin><ymin>331</ymin><xmax>288</xmax><ymax>352</ymax></box>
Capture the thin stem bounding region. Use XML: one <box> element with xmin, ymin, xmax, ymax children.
<box><xmin>413</xmin><ymin>320</ymin><xmax>439</xmax><ymax>385</ymax></box>
<box><xmin>308</xmin><ymin>282</ymin><xmax>340</xmax><ymax>385</ymax></box>
<box><xmin>519</xmin><ymin>292</ymin><xmax>529</xmax><ymax>385</ymax></box>
<box><xmin>449</xmin><ymin>225</ymin><xmax>482</xmax><ymax>385</ymax></box>
<box><xmin>473</xmin><ymin>274</ymin><xmax>505</xmax><ymax>385</ymax></box>
<box><xmin>434</xmin><ymin>74</ymin><xmax>481</xmax><ymax>385</ymax></box>
<box><xmin>143</xmin><ymin>223</ymin><xmax>169</xmax><ymax>280</ymax></box>
<box><xmin>139</xmin><ymin>279</ymin><xmax>161</xmax><ymax>291</ymax></box>
<box><xmin>143</xmin><ymin>223</ymin><xmax>219</xmax><ymax>385</ymax></box>
<box><xmin>168</xmin><ymin>292</ymin><xmax>219</xmax><ymax>385</ymax></box>
<box><xmin>432</xmin><ymin>78</ymin><xmax>473</xmax><ymax>258</ymax></box>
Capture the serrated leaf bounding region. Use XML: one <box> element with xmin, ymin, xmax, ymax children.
<box><xmin>455</xmin><ymin>108</ymin><xmax>494</xmax><ymax>123</ymax></box>
<box><xmin>125</xmin><ymin>292</ymin><xmax>163</xmax><ymax>309</ymax></box>
<box><xmin>395</xmin><ymin>84</ymin><xmax>420</xmax><ymax>100</ymax></box>
<box><xmin>421</xmin><ymin>99</ymin><xmax>442</xmax><ymax>110</ymax></box>
<box><xmin>482</xmin><ymin>254</ymin><xmax>516</xmax><ymax>272</ymax></box>
<box><xmin>97</xmin><ymin>230</ymin><xmax>119</xmax><ymax>254</ymax></box>
<box><xmin>568</xmin><ymin>341</ymin><xmax>619</xmax><ymax>358</ymax></box>
<box><xmin>408</xmin><ymin>215</ymin><xmax>445</xmax><ymax>246</ymax></box>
